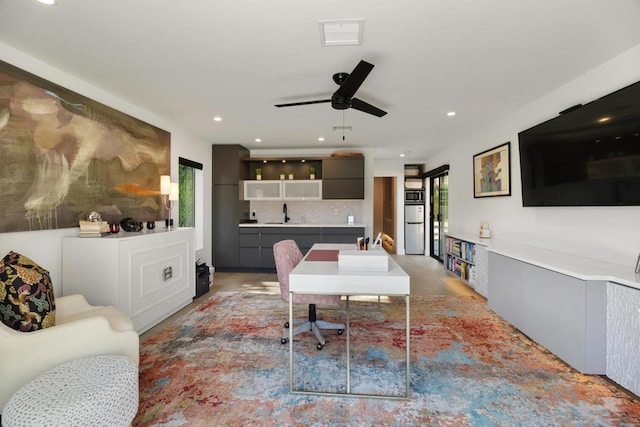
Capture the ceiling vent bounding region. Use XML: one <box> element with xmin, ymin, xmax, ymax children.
<box><xmin>318</xmin><ymin>19</ymin><xmax>365</xmax><ymax>46</ymax></box>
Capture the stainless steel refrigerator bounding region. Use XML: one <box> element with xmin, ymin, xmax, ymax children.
<box><xmin>405</xmin><ymin>204</ymin><xmax>425</xmax><ymax>254</ymax></box>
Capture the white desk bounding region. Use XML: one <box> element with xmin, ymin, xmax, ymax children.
<box><xmin>289</xmin><ymin>243</ymin><xmax>411</xmax><ymax>399</ymax></box>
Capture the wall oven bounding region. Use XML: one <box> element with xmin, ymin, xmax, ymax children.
<box><xmin>404</xmin><ymin>189</ymin><xmax>425</xmax><ymax>204</ymax></box>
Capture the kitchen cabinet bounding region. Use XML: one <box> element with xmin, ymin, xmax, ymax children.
<box><xmin>322</xmin><ymin>157</ymin><xmax>364</xmax><ymax>199</ymax></box>
<box><xmin>213</xmin><ymin>144</ymin><xmax>250</xmax><ymax>269</ymax></box>
<box><xmin>62</xmin><ymin>228</ymin><xmax>195</xmax><ymax>334</ymax></box>
<box><xmin>238</xmin><ymin>226</ymin><xmax>364</xmax><ymax>270</ymax></box>
<box><xmin>243</xmin><ymin>180</ymin><xmax>282</xmax><ymax>200</ymax></box>
<box><xmin>242</xmin><ymin>179</ymin><xmax>322</xmax><ymax>201</ymax></box>
<box><xmin>282</xmin><ymin>180</ymin><xmax>322</xmax><ymax>200</ymax></box>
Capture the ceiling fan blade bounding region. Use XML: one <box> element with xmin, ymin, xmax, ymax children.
<box><xmin>351</xmin><ymin>98</ymin><xmax>387</xmax><ymax>117</ymax></box>
<box><xmin>275</xmin><ymin>99</ymin><xmax>331</xmax><ymax>108</ymax></box>
<box><xmin>335</xmin><ymin>60</ymin><xmax>374</xmax><ymax>98</ymax></box>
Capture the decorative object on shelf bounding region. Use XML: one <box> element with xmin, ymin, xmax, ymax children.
<box><xmin>479</xmin><ymin>221</ymin><xmax>491</xmax><ymax>238</ymax></box>
<box><xmin>87</xmin><ymin>211</ymin><xmax>102</xmax><ymax>222</ymax></box>
<box><xmin>279</xmin><ymin>171</ymin><xmax>285</xmax><ymax>180</ymax></box>
<box><xmin>109</xmin><ymin>223</ymin><xmax>120</xmax><ymax>234</ymax></box>
<box><xmin>146</xmin><ymin>221</ymin><xmax>155</xmax><ymax>230</ymax></box>
<box><xmin>309</xmin><ymin>166</ymin><xmax>316</xmax><ymax>180</ymax></box>
<box><xmin>288</xmin><ymin>171</ymin><xmax>294</xmax><ymax>180</ymax></box>
<box><xmin>120</xmin><ymin>218</ymin><xmax>143</xmax><ymax>232</ymax></box>
<box><xmin>160</xmin><ymin>175</ymin><xmax>179</xmax><ymax>229</ymax></box>
<box><xmin>255</xmin><ymin>168</ymin><xmax>262</xmax><ymax>180</ymax></box>
<box><xmin>473</xmin><ymin>141</ymin><xmax>511</xmax><ymax>198</ymax></box>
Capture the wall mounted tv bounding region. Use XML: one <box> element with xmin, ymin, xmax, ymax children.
<box><xmin>518</xmin><ymin>80</ymin><xmax>640</xmax><ymax>206</ymax></box>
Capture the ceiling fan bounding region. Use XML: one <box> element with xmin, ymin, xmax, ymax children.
<box><xmin>274</xmin><ymin>60</ymin><xmax>387</xmax><ymax>117</ymax></box>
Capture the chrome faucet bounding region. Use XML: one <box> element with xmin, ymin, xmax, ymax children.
<box><xmin>283</xmin><ymin>203</ymin><xmax>290</xmax><ymax>223</ymax></box>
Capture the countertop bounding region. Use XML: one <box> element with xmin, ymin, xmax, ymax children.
<box><xmin>239</xmin><ymin>223</ymin><xmax>365</xmax><ymax>228</ymax></box>
<box><xmin>446</xmin><ymin>231</ymin><xmax>640</xmax><ymax>290</ymax></box>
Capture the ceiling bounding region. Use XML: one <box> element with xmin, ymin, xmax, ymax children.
<box><xmin>2</xmin><ymin>1</ymin><xmax>640</xmax><ymax>162</ymax></box>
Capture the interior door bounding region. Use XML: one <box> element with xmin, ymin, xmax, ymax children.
<box><xmin>429</xmin><ymin>171</ymin><xmax>448</xmax><ymax>262</ymax></box>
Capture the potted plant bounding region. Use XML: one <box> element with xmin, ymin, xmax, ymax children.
<box><xmin>309</xmin><ymin>166</ymin><xmax>316</xmax><ymax>180</ymax></box>
<box><xmin>287</xmin><ymin>171</ymin><xmax>294</xmax><ymax>180</ymax></box>
<box><xmin>279</xmin><ymin>170</ymin><xmax>286</xmax><ymax>180</ymax></box>
<box><xmin>255</xmin><ymin>168</ymin><xmax>262</xmax><ymax>180</ymax></box>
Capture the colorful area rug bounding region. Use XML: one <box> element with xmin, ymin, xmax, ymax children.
<box><xmin>134</xmin><ymin>292</ymin><xmax>640</xmax><ymax>426</ymax></box>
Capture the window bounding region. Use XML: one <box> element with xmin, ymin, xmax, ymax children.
<box><xmin>178</xmin><ymin>157</ymin><xmax>203</xmax><ymax>249</ymax></box>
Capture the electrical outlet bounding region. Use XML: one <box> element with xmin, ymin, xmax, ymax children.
<box><xmin>163</xmin><ymin>266</ymin><xmax>173</xmax><ymax>281</ymax></box>
<box><xmin>333</xmin><ymin>208</ymin><xmax>339</xmax><ymax>215</ymax></box>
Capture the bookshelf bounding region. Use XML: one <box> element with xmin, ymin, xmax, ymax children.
<box><xmin>444</xmin><ymin>232</ymin><xmax>488</xmax><ymax>297</ymax></box>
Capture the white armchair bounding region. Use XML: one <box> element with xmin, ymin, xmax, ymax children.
<box><xmin>0</xmin><ymin>294</ymin><xmax>139</xmax><ymax>413</ymax></box>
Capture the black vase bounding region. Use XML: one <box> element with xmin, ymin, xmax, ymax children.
<box><xmin>146</xmin><ymin>221</ymin><xmax>156</xmax><ymax>230</ymax></box>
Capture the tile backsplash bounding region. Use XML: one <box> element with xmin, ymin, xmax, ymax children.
<box><xmin>249</xmin><ymin>200</ymin><xmax>363</xmax><ymax>225</ymax></box>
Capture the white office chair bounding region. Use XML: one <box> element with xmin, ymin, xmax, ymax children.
<box><xmin>273</xmin><ymin>239</ymin><xmax>344</xmax><ymax>350</ymax></box>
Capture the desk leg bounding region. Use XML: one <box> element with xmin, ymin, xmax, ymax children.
<box><xmin>346</xmin><ymin>295</ymin><xmax>351</xmax><ymax>394</ymax></box>
<box><xmin>405</xmin><ymin>294</ymin><xmax>411</xmax><ymax>398</ymax></box>
<box><xmin>289</xmin><ymin>292</ymin><xmax>294</xmax><ymax>392</ymax></box>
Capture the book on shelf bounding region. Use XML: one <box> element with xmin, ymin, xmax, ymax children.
<box><xmin>78</xmin><ymin>231</ymin><xmax>112</xmax><ymax>237</ymax></box>
<box><xmin>79</xmin><ymin>220</ymin><xmax>110</xmax><ymax>233</ymax></box>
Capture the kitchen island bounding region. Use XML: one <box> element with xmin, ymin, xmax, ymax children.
<box><xmin>237</xmin><ymin>223</ymin><xmax>365</xmax><ymax>271</ymax></box>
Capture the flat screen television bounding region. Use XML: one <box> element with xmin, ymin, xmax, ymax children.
<box><xmin>518</xmin><ymin>80</ymin><xmax>640</xmax><ymax>206</ymax></box>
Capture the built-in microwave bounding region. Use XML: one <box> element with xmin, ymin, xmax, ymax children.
<box><xmin>404</xmin><ymin>189</ymin><xmax>425</xmax><ymax>204</ymax></box>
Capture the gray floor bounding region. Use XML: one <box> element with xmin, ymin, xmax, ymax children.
<box><xmin>209</xmin><ymin>254</ymin><xmax>479</xmax><ymax>297</ymax></box>
<box><xmin>144</xmin><ymin>254</ymin><xmax>479</xmax><ymax>337</ymax></box>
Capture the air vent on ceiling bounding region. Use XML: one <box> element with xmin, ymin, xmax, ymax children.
<box><xmin>318</xmin><ymin>19</ymin><xmax>365</xmax><ymax>46</ymax></box>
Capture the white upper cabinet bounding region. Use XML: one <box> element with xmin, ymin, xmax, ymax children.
<box><xmin>242</xmin><ymin>180</ymin><xmax>322</xmax><ymax>200</ymax></box>
<box><xmin>282</xmin><ymin>180</ymin><xmax>322</xmax><ymax>200</ymax></box>
<box><xmin>243</xmin><ymin>180</ymin><xmax>282</xmax><ymax>200</ymax></box>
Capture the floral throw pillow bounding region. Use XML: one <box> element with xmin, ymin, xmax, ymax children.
<box><xmin>0</xmin><ymin>251</ymin><xmax>56</xmax><ymax>332</ymax></box>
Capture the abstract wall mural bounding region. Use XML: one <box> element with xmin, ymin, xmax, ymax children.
<box><xmin>0</xmin><ymin>60</ymin><xmax>170</xmax><ymax>233</ymax></box>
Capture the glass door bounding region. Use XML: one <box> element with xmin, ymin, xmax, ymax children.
<box><xmin>430</xmin><ymin>171</ymin><xmax>448</xmax><ymax>262</ymax></box>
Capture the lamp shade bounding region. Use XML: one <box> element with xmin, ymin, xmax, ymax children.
<box><xmin>160</xmin><ymin>175</ymin><xmax>171</xmax><ymax>195</ymax></box>
<box><xmin>169</xmin><ymin>183</ymin><xmax>179</xmax><ymax>201</ymax></box>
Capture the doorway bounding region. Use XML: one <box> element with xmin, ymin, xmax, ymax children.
<box><xmin>373</xmin><ymin>177</ymin><xmax>396</xmax><ymax>254</ymax></box>
<box><xmin>425</xmin><ymin>166</ymin><xmax>449</xmax><ymax>262</ymax></box>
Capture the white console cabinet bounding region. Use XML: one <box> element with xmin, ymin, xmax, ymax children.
<box><xmin>62</xmin><ymin>228</ymin><xmax>195</xmax><ymax>334</ymax></box>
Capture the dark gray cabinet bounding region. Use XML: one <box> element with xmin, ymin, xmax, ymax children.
<box><xmin>213</xmin><ymin>144</ymin><xmax>249</xmax><ymax>270</ymax></box>
<box><xmin>238</xmin><ymin>226</ymin><xmax>364</xmax><ymax>270</ymax></box>
<box><xmin>322</xmin><ymin>227</ymin><xmax>364</xmax><ymax>244</ymax></box>
<box><xmin>322</xmin><ymin>157</ymin><xmax>364</xmax><ymax>199</ymax></box>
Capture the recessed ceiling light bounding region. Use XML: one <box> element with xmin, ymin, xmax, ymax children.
<box><xmin>598</xmin><ymin>116</ymin><xmax>611</xmax><ymax>123</ymax></box>
<box><xmin>447</xmin><ymin>111</ymin><xmax>456</xmax><ymax>117</ymax></box>
<box><xmin>213</xmin><ymin>116</ymin><xmax>222</xmax><ymax>122</ymax></box>
<box><xmin>318</xmin><ymin>18</ymin><xmax>364</xmax><ymax>46</ymax></box>
<box><xmin>318</xmin><ymin>137</ymin><xmax>325</xmax><ymax>142</ymax></box>
<box><xmin>38</xmin><ymin>0</ymin><xmax>56</xmax><ymax>4</ymax></box>
<box><xmin>255</xmin><ymin>138</ymin><xmax>261</xmax><ymax>142</ymax></box>
<box><xmin>400</xmin><ymin>153</ymin><xmax>406</xmax><ymax>157</ymax></box>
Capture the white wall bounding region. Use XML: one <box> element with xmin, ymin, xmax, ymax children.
<box><xmin>426</xmin><ymin>43</ymin><xmax>640</xmax><ymax>267</ymax></box>
<box><xmin>0</xmin><ymin>42</ymin><xmax>212</xmax><ymax>295</ymax></box>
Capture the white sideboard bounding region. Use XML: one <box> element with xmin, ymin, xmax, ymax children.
<box><xmin>62</xmin><ymin>228</ymin><xmax>195</xmax><ymax>334</ymax></box>
<box><xmin>486</xmin><ymin>238</ymin><xmax>640</xmax><ymax>396</ymax></box>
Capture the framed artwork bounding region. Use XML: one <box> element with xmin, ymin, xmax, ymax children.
<box><xmin>0</xmin><ymin>60</ymin><xmax>170</xmax><ymax>233</ymax></box>
<box><xmin>473</xmin><ymin>142</ymin><xmax>511</xmax><ymax>198</ymax></box>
